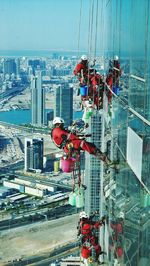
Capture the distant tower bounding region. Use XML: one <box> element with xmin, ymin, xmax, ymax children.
<box><xmin>3</xmin><ymin>59</ymin><xmax>17</xmax><ymax>75</ymax></box>
<box><xmin>54</xmin><ymin>83</ymin><xmax>73</xmax><ymax>127</ymax></box>
<box><xmin>15</xmin><ymin>58</ymin><xmax>20</xmax><ymax>77</ymax></box>
<box><xmin>31</xmin><ymin>71</ymin><xmax>45</xmax><ymax>126</ymax></box>
<box><xmin>24</xmin><ymin>137</ymin><xmax>44</xmax><ymax>172</ymax></box>
<box><xmin>28</xmin><ymin>59</ymin><xmax>46</xmax><ymax>74</ymax></box>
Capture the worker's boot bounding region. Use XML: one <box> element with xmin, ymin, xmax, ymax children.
<box><xmin>95</xmin><ymin>150</ymin><xmax>107</xmax><ymax>161</ymax></box>
<box><xmin>95</xmin><ymin>150</ymin><xmax>119</xmax><ymax>168</ymax></box>
<box><xmin>104</xmin><ymin>157</ymin><xmax>119</xmax><ymax>169</ymax></box>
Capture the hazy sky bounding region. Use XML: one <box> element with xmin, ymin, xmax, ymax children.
<box><xmin>0</xmin><ymin>0</ymin><xmax>93</xmax><ymax>51</ymax></box>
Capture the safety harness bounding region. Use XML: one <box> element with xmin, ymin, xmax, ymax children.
<box><xmin>51</xmin><ymin>128</ymin><xmax>71</xmax><ymax>149</ymax></box>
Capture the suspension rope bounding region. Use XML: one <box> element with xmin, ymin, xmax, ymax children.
<box><xmin>87</xmin><ymin>0</ymin><xmax>93</xmax><ymax>58</ymax></box>
<box><xmin>89</xmin><ymin>0</ymin><xmax>95</xmax><ymax>57</ymax></box>
<box><xmin>77</xmin><ymin>0</ymin><xmax>83</xmax><ymax>59</ymax></box>
<box><xmin>94</xmin><ymin>0</ymin><xmax>99</xmax><ymax>59</ymax></box>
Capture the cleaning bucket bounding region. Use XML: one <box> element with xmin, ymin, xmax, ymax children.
<box><xmin>54</xmin><ymin>160</ymin><xmax>60</xmax><ymax>173</ymax></box>
<box><xmin>76</xmin><ymin>191</ymin><xmax>84</xmax><ymax>208</ymax></box>
<box><xmin>86</xmin><ymin>108</ymin><xmax>93</xmax><ymax>119</ymax></box>
<box><xmin>81</xmin><ymin>246</ymin><xmax>91</xmax><ymax>259</ymax></box>
<box><xmin>113</xmin><ymin>86</ymin><xmax>119</xmax><ymax>95</ymax></box>
<box><xmin>68</xmin><ymin>191</ymin><xmax>76</xmax><ymax>206</ymax></box>
<box><xmin>80</xmin><ymin>85</ymin><xmax>88</xmax><ymax>96</ymax></box>
<box><xmin>61</xmin><ymin>157</ymin><xmax>75</xmax><ymax>173</ymax></box>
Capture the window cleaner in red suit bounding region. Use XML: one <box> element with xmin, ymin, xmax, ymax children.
<box><xmin>51</xmin><ymin>117</ymin><xmax>116</xmax><ymax>167</ymax></box>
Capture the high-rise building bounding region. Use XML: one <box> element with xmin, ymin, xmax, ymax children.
<box><xmin>3</xmin><ymin>59</ymin><xmax>17</xmax><ymax>75</ymax></box>
<box><xmin>84</xmin><ymin>112</ymin><xmax>103</xmax><ymax>215</ymax></box>
<box><xmin>54</xmin><ymin>82</ymin><xmax>73</xmax><ymax>127</ymax></box>
<box><xmin>28</xmin><ymin>59</ymin><xmax>46</xmax><ymax>74</ymax></box>
<box><xmin>31</xmin><ymin>71</ymin><xmax>45</xmax><ymax>126</ymax></box>
<box><xmin>80</xmin><ymin>1</ymin><xmax>150</xmax><ymax>264</ymax></box>
<box><xmin>95</xmin><ymin>1</ymin><xmax>150</xmax><ymax>265</ymax></box>
<box><xmin>46</xmin><ymin>110</ymin><xmax>54</xmax><ymax>125</ymax></box>
<box><xmin>15</xmin><ymin>58</ymin><xmax>20</xmax><ymax>77</ymax></box>
<box><xmin>24</xmin><ymin>137</ymin><xmax>43</xmax><ymax>172</ymax></box>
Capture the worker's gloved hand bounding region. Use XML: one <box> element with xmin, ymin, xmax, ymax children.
<box><xmin>61</xmin><ymin>134</ymin><xmax>67</xmax><ymax>140</ymax></box>
<box><xmin>77</xmin><ymin>234</ymin><xmax>82</xmax><ymax>241</ymax></box>
<box><xmin>80</xmin><ymin>77</ymin><xmax>84</xmax><ymax>83</ymax></box>
<box><xmin>77</xmin><ymin>73</ymin><xmax>81</xmax><ymax>78</ymax></box>
<box><xmin>95</xmin><ymin>85</ymin><xmax>99</xmax><ymax>91</ymax></box>
<box><xmin>101</xmin><ymin>215</ymin><xmax>106</xmax><ymax>225</ymax></box>
<box><xmin>84</xmin><ymin>123</ymin><xmax>89</xmax><ymax>128</ymax></box>
<box><xmin>78</xmin><ymin>136</ymin><xmax>85</xmax><ymax>140</ymax></box>
<box><xmin>85</xmin><ymin>134</ymin><xmax>92</xmax><ymax>137</ymax></box>
<box><xmin>72</xmin><ymin>121</ymin><xmax>77</xmax><ymax>126</ymax></box>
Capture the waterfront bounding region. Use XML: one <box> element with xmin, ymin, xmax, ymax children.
<box><xmin>0</xmin><ymin>109</ymin><xmax>83</xmax><ymax>125</ymax></box>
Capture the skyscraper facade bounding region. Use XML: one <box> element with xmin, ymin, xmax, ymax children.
<box><xmin>97</xmin><ymin>1</ymin><xmax>150</xmax><ymax>265</ymax></box>
<box><xmin>31</xmin><ymin>70</ymin><xmax>45</xmax><ymax>126</ymax></box>
<box><xmin>54</xmin><ymin>82</ymin><xmax>73</xmax><ymax>127</ymax></box>
<box><xmin>84</xmin><ymin>112</ymin><xmax>103</xmax><ymax>215</ymax></box>
<box><xmin>24</xmin><ymin>137</ymin><xmax>43</xmax><ymax>172</ymax></box>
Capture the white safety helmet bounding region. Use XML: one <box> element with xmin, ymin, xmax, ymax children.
<box><xmin>81</xmin><ymin>55</ymin><xmax>88</xmax><ymax>61</ymax></box>
<box><xmin>53</xmin><ymin>117</ymin><xmax>64</xmax><ymax>125</ymax></box>
<box><xmin>80</xmin><ymin>211</ymin><xmax>88</xmax><ymax>219</ymax></box>
<box><xmin>114</xmin><ymin>55</ymin><xmax>119</xmax><ymax>61</ymax></box>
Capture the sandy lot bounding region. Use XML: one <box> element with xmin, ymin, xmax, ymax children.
<box><xmin>0</xmin><ymin>87</ymin><xmax>55</xmax><ymax>111</ymax></box>
<box><xmin>0</xmin><ymin>213</ymin><xmax>79</xmax><ymax>264</ymax></box>
<box><xmin>0</xmin><ymin>87</ymin><xmax>81</xmax><ymax>112</ymax></box>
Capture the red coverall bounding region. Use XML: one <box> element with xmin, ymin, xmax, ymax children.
<box><xmin>51</xmin><ymin>127</ymin><xmax>98</xmax><ymax>155</ymax></box>
<box><xmin>78</xmin><ymin>219</ymin><xmax>103</xmax><ymax>244</ymax></box>
<box><xmin>89</xmin><ymin>73</ymin><xmax>104</xmax><ymax>108</ymax></box>
<box><xmin>73</xmin><ymin>61</ymin><xmax>88</xmax><ymax>85</ymax></box>
<box><xmin>81</xmin><ymin>235</ymin><xmax>102</xmax><ymax>261</ymax></box>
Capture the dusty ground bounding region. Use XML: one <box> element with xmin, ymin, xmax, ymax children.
<box><xmin>0</xmin><ymin>125</ymin><xmax>24</xmax><ymax>166</ymax></box>
<box><xmin>0</xmin><ymin>87</ymin><xmax>81</xmax><ymax>112</ymax></box>
<box><xmin>0</xmin><ymin>213</ymin><xmax>79</xmax><ymax>264</ymax></box>
<box><xmin>0</xmin><ymin>87</ymin><xmax>56</xmax><ymax>111</ymax></box>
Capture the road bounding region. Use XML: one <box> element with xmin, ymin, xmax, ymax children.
<box><xmin>0</xmin><ymin>85</ymin><xmax>27</xmax><ymax>101</ymax></box>
<box><xmin>0</xmin><ymin>204</ymin><xmax>76</xmax><ymax>231</ymax></box>
<box><xmin>4</xmin><ymin>242</ymin><xmax>80</xmax><ymax>266</ymax></box>
<box><xmin>0</xmin><ymin>160</ymin><xmax>24</xmax><ymax>174</ymax></box>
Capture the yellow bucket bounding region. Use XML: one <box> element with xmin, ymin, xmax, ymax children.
<box><xmin>54</xmin><ymin>160</ymin><xmax>60</xmax><ymax>172</ymax></box>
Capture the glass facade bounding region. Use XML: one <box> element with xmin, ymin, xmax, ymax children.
<box><xmin>101</xmin><ymin>0</ymin><xmax>150</xmax><ymax>265</ymax></box>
